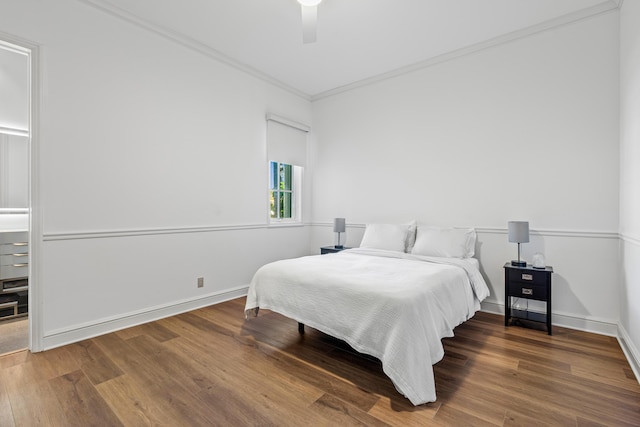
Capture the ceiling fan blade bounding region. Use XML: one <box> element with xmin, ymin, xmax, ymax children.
<box><xmin>301</xmin><ymin>5</ymin><xmax>318</xmax><ymax>44</ymax></box>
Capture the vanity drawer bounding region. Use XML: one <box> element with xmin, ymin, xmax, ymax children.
<box><xmin>0</xmin><ymin>264</ymin><xmax>28</xmax><ymax>280</ymax></box>
<box><xmin>0</xmin><ymin>253</ymin><xmax>28</xmax><ymax>266</ymax></box>
<box><xmin>1</xmin><ymin>278</ymin><xmax>28</xmax><ymax>293</ymax></box>
<box><xmin>0</xmin><ymin>231</ymin><xmax>27</xmax><ymax>244</ymax></box>
<box><xmin>0</xmin><ymin>243</ymin><xmax>28</xmax><ymax>255</ymax></box>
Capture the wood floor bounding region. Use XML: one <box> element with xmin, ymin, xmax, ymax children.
<box><xmin>0</xmin><ymin>298</ymin><xmax>638</xmax><ymax>426</ymax></box>
<box><xmin>0</xmin><ymin>316</ymin><xmax>28</xmax><ymax>355</ymax></box>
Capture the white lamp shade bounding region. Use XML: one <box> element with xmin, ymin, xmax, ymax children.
<box><xmin>333</xmin><ymin>218</ymin><xmax>346</xmax><ymax>233</ymax></box>
<box><xmin>298</xmin><ymin>0</ymin><xmax>322</xmax><ymax>6</ymax></box>
<box><xmin>508</xmin><ymin>221</ymin><xmax>530</xmax><ymax>243</ymax></box>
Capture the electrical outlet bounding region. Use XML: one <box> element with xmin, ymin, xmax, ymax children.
<box><xmin>197</xmin><ymin>277</ymin><xmax>204</xmax><ymax>288</ymax></box>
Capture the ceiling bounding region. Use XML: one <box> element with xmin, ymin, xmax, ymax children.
<box><xmin>81</xmin><ymin>0</ymin><xmax>616</xmax><ymax>98</ymax></box>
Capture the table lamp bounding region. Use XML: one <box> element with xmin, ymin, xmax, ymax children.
<box><xmin>508</xmin><ymin>221</ymin><xmax>529</xmax><ymax>267</ymax></box>
<box><xmin>333</xmin><ymin>218</ymin><xmax>345</xmax><ymax>249</ymax></box>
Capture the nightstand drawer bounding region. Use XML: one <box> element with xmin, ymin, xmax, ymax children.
<box><xmin>507</xmin><ymin>268</ymin><xmax>547</xmax><ymax>286</ymax></box>
<box><xmin>508</xmin><ymin>282</ymin><xmax>547</xmax><ymax>300</ymax></box>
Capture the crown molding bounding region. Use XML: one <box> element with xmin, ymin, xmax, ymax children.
<box><xmin>311</xmin><ymin>0</ymin><xmax>621</xmax><ymax>101</ymax></box>
<box><xmin>75</xmin><ymin>0</ymin><xmax>620</xmax><ymax>104</ymax></box>
<box><xmin>76</xmin><ymin>0</ymin><xmax>311</xmax><ymax>101</ymax></box>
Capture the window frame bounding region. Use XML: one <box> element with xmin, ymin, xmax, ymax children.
<box><xmin>269</xmin><ymin>160</ymin><xmax>302</xmax><ymax>224</ymax></box>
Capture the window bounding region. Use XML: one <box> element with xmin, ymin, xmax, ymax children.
<box><xmin>270</xmin><ymin>161</ymin><xmax>293</xmax><ymax>219</ymax></box>
<box><xmin>269</xmin><ymin>161</ymin><xmax>302</xmax><ymax>222</ymax></box>
<box><xmin>266</xmin><ymin>114</ymin><xmax>308</xmax><ymax>224</ymax></box>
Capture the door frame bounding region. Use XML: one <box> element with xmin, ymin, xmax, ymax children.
<box><xmin>0</xmin><ymin>32</ymin><xmax>42</xmax><ymax>352</ymax></box>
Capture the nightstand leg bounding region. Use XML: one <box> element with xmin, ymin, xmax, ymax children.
<box><xmin>505</xmin><ymin>299</ymin><xmax>510</xmax><ymax>326</ymax></box>
<box><xmin>298</xmin><ymin>322</ymin><xmax>305</xmax><ymax>334</ymax></box>
<box><xmin>547</xmin><ymin>294</ymin><xmax>552</xmax><ymax>335</ymax></box>
<box><xmin>504</xmin><ymin>269</ymin><xmax>510</xmax><ymax>327</ymax></box>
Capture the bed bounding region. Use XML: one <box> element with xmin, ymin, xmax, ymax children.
<box><xmin>244</xmin><ymin>223</ymin><xmax>490</xmax><ymax>405</ymax></box>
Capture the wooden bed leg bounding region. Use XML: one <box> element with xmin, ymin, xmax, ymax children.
<box><xmin>298</xmin><ymin>322</ymin><xmax>305</xmax><ymax>334</ymax></box>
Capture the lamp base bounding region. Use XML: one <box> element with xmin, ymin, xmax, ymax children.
<box><xmin>511</xmin><ymin>260</ymin><xmax>527</xmax><ymax>267</ymax></box>
<box><xmin>334</xmin><ymin>245</ymin><xmax>344</xmax><ymax>249</ymax></box>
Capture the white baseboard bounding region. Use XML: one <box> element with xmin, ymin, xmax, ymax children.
<box><xmin>617</xmin><ymin>323</ymin><xmax>640</xmax><ymax>384</ymax></box>
<box><xmin>41</xmin><ymin>285</ymin><xmax>249</xmax><ymax>350</ymax></box>
<box><xmin>480</xmin><ymin>299</ymin><xmax>505</xmax><ymax>316</ymax></box>
<box><xmin>480</xmin><ymin>299</ymin><xmax>618</xmax><ymax>336</ymax></box>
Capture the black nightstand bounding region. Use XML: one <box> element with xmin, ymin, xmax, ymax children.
<box><xmin>320</xmin><ymin>246</ymin><xmax>351</xmax><ymax>254</ymax></box>
<box><xmin>504</xmin><ymin>263</ymin><xmax>554</xmax><ymax>335</ymax></box>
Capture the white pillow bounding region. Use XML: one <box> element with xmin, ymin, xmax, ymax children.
<box><xmin>360</xmin><ymin>223</ymin><xmax>410</xmax><ymax>252</ymax></box>
<box><xmin>411</xmin><ymin>226</ymin><xmax>476</xmax><ymax>258</ymax></box>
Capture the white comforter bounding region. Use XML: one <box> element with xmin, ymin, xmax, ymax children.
<box><xmin>244</xmin><ymin>248</ymin><xmax>490</xmax><ymax>405</ymax></box>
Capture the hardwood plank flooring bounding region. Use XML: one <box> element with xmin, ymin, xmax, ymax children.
<box><xmin>0</xmin><ymin>297</ymin><xmax>638</xmax><ymax>426</ymax></box>
<box><xmin>0</xmin><ymin>317</ymin><xmax>28</xmax><ymax>355</ymax></box>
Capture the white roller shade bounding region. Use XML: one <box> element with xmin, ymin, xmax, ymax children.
<box><xmin>266</xmin><ymin>115</ymin><xmax>308</xmax><ymax>167</ymax></box>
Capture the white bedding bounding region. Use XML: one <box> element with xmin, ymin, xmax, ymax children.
<box><xmin>244</xmin><ymin>248</ymin><xmax>490</xmax><ymax>405</ymax></box>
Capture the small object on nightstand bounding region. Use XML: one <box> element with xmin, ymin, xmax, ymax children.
<box><xmin>531</xmin><ymin>252</ymin><xmax>546</xmax><ymax>269</ymax></box>
<box><xmin>532</xmin><ymin>252</ymin><xmax>546</xmax><ymax>269</ymax></box>
<box><xmin>504</xmin><ymin>262</ymin><xmax>553</xmax><ymax>335</ymax></box>
<box><xmin>320</xmin><ymin>245</ymin><xmax>351</xmax><ymax>255</ymax></box>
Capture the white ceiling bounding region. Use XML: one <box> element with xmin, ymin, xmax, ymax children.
<box><xmin>82</xmin><ymin>0</ymin><xmax>616</xmax><ymax>98</ymax></box>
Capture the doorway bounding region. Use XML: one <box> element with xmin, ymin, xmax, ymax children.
<box><xmin>0</xmin><ymin>35</ymin><xmax>36</xmax><ymax>355</ymax></box>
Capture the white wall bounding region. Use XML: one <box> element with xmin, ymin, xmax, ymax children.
<box><xmin>619</xmin><ymin>0</ymin><xmax>640</xmax><ymax>375</ymax></box>
<box><xmin>310</xmin><ymin>12</ymin><xmax>620</xmax><ymax>334</ymax></box>
<box><xmin>0</xmin><ymin>0</ymin><xmax>312</xmax><ymax>348</ymax></box>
